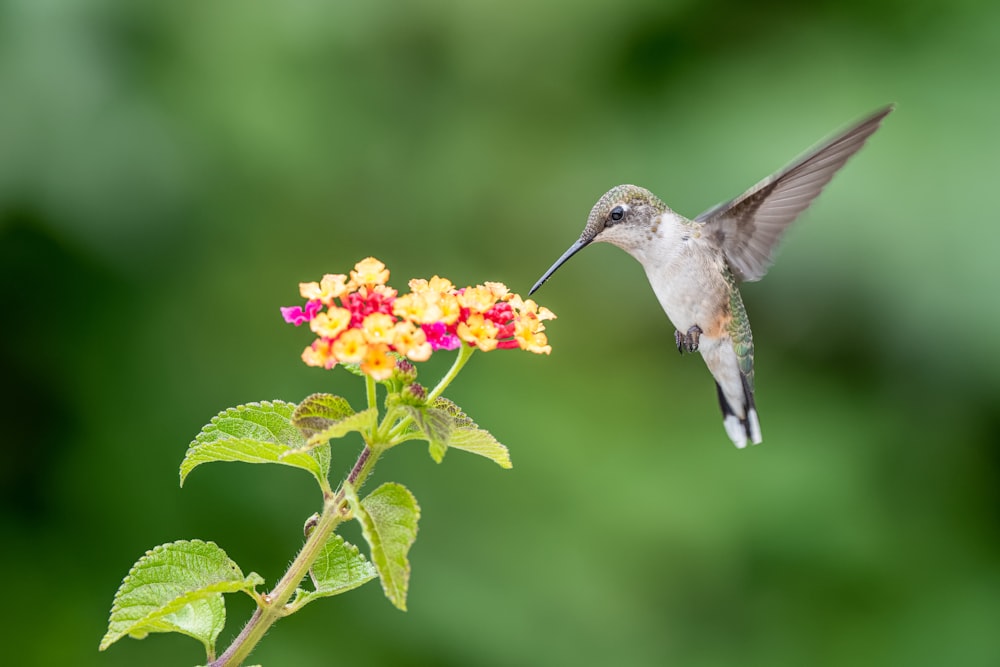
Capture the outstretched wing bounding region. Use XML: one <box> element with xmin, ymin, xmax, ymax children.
<box><xmin>696</xmin><ymin>105</ymin><xmax>893</xmax><ymax>282</ymax></box>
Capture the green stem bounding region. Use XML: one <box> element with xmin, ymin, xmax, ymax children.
<box><xmin>365</xmin><ymin>373</ymin><xmax>377</xmax><ymax>410</ymax></box>
<box><xmin>428</xmin><ymin>344</ymin><xmax>475</xmax><ymax>402</ymax></box>
<box><xmin>211</xmin><ymin>443</ymin><xmax>381</xmax><ymax>667</ymax></box>
<box><xmin>365</xmin><ymin>374</ymin><xmax>378</xmax><ymax>437</ymax></box>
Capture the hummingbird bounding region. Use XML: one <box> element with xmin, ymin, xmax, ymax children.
<box><xmin>529</xmin><ymin>105</ymin><xmax>893</xmax><ymax>448</ymax></box>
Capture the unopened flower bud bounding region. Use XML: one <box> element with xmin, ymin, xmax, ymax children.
<box><xmin>393</xmin><ymin>358</ymin><xmax>418</xmax><ymax>384</ymax></box>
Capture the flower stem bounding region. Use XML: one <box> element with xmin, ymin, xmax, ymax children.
<box><xmin>365</xmin><ymin>374</ymin><xmax>378</xmax><ymax>439</ymax></box>
<box><xmin>365</xmin><ymin>373</ymin><xmax>377</xmax><ymax>410</ymax></box>
<box><xmin>428</xmin><ymin>344</ymin><xmax>475</xmax><ymax>402</ymax></box>
<box><xmin>347</xmin><ymin>445</ymin><xmax>372</xmax><ymax>486</ymax></box>
<box><xmin>210</xmin><ymin>443</ymin><xmax>381</xmax><ymax>667</ymax></box>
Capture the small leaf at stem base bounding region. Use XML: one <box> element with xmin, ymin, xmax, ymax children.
<box><xmin>290</xmin><ymin>534</ymin><xmax>378</xmax><ymax>611</ymax></box>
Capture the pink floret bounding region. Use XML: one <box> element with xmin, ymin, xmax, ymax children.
<box><xmin>280</xmin><ymin>300</ymin><xmax>322</xmax><ymax>326</ymax></box>
<box><xmin>422</xmin><ymin>322</ymin><xmax>460</xmax><ymax>351</ymax></box>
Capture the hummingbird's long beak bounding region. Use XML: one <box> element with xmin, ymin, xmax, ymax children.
<box><xmin>529</xmin><ymin>238</ymin><xmax>592</xmax><ymax>295</ymax></box>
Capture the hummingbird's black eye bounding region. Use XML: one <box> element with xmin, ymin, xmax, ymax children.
<box><xmin>609</xmin><ymin>205</ymin><xmax>626</xmax><ymax>222</ymax></box>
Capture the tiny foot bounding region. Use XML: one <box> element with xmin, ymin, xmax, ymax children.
<box><xmin>675</xmin><ymin>325</ymin><xmax>702</xmax><ymax>353</ymax></box>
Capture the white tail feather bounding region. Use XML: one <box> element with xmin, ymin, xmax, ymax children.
<box><xmin>747</xmin><ymin>406</ymin><xmax>762</xmax><ymax>445</ymax></box>
<box><xmin>723</xmin><ymin>415</ymin><xmax>748</xmax><ymax>448</ymax></box>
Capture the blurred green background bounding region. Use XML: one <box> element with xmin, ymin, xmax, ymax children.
<box><xmin>2</xmin><ymin>0</ymin><xmax>998</xmax><ymax>665</ymax></box>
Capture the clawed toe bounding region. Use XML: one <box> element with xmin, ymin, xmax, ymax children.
<box><xmin>675</xmin><ymin>325</ymin><xmax>702</xmax><ymax>354</ymax></box>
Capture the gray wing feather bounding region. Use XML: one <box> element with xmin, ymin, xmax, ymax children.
<box><xmin>696</xmin><ymin>105</ymin><xmax>893</xmax><ymax>282</ymax></box>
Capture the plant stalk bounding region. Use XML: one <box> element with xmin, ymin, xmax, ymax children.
<box><xmin>211</xmin><ymin>443</ymin><xmax>380</xmax><ymax>667</ymax></box>
<box><xmin>428</xmin><ymin>344</ymin><xmax>475</xmax><ymax>402</ymax></box>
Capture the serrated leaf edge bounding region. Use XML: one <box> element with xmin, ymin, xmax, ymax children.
<box><xmin>180</xmin><ymin>438</ymin><xmax>325</xmax><ymax>486</ymax></box>
<box><xmin>400</xmin><ymin>398</ymin><xmax>512</xmax><ymax>468</ymax></box>
<box><xmin>292</xmin><ymin>536</ymin><xmax>378</xmax><ymax>610</ymax></box>
<box><xmin>345</xmin><ymin>482</ymin><xmax>420</xmax><ymax>611</ymax></box>
<box><xmin>100</xmin><ymin>540</ymin><xmax>262</xmax><ymax>651</ymax></box>
<box><xmin>448</xmin><ymin>426</ymin><xmax>512</xmax><ymax>468</ymax></box>
<box><xmin>181</xmin><ymin>400</ymin><xmax>317</xmax><ymax>486</ymax></box>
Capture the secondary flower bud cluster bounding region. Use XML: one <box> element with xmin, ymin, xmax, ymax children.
<box><xmin>281</xmin><ymin>257</ymin><xmax>555</xmax><ymax>379</ymax></box>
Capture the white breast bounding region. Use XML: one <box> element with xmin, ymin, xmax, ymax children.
<box><xmin>634</xmin><ymin>219</ymin><xmax>729</xmax><ymax>334</ymax></box>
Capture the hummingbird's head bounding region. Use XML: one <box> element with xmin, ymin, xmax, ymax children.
<box><xmin>582</xmin><ymin>184</ymin><xmax>666</xmax><ymax>247</ymax></box>
<box><xmin>529</xmin><ymin>184</ymin><xmax>666</xmax><ymax>295</ymax></box>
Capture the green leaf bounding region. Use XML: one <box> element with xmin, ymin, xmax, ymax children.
<box><xmin>400</xmin><ymin>405</ymin><xmax>453</xmax><ymax>463</ymax></box>
<box><xmin>292</xmin><ymin>534</ymin><xmax>378</xmax><ymax>610</ymax></box>
<box><xmin>149</xmin><ymin>595</ymin><xmax>224</xmax><ymax>648</ymax></box>
<box><xmin>429</xmin><ymin>397</ymin><xmax>512</xmax><ymax>468</ymax></box>
<box><xmin>286</xmin><ymin>392</ymin><xmax>377</xmax><ymax>455</ymax></box>
<box><xmin>292</xmin><ymin>393</ymin><xmax>356</xmax><ymax>438</ymax></box>
<box><xmin>447</xmin><ymin>426</ymin><xmax>512</xmax><ymax>469</ymax></box>
<box><xmin>345</xmin><ymin>482</ymin><xmax>420</xmax><ymax>611</ymax></box>
<box><xmin>430</xmin><ymin>397</ymin><xmax>475</xmax><ymax>428</ymax></box>
<box><xmin>181</xmin><ymin>438</ymin><xmax>326</xmax><ymax>485</ymax></box>
<box><xmin>298</xmin><ymin>408</ymin><xmax>378</xmax><ymax>451</ymax></box>
<box><xmin>180</xmin><ymin>401</ymin><xmax>331</xmax><ymax>487</ymax></box>
<box><xmin>100</xmin><ymin>540</ymin><xmax>263</xmax><ymax>653</ymax></box>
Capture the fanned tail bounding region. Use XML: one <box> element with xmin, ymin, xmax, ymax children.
<box><xmin>716</xmin><ymin>373</ymin><xmax>762</xmax><ymax>448</ymax></box>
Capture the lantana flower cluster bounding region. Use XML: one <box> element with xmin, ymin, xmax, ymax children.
<box><xmin>281</xmin><ymin>257</ymin><xmax>555</xmax><ymax>380</ymax></box>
